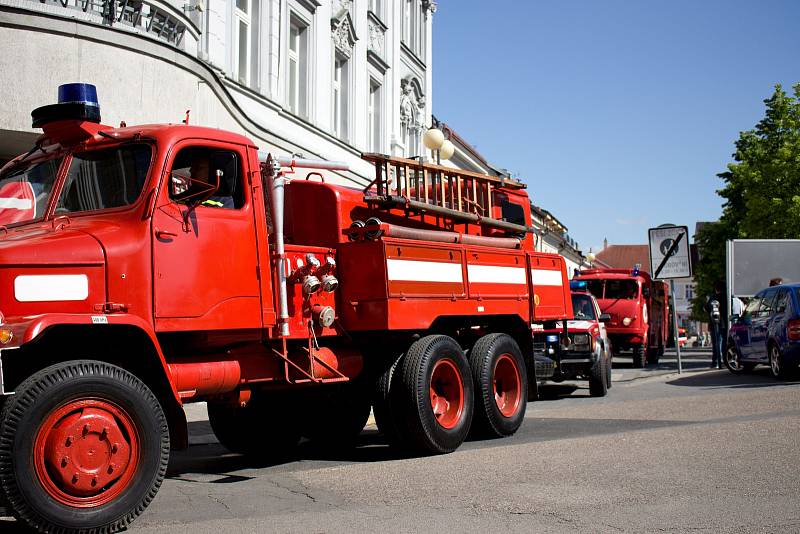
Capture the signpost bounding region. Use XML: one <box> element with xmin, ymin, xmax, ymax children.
<box><xmin>648</xmin><ymin>225</ymin><xmax>692</xmax><ymax>374</ymax></box>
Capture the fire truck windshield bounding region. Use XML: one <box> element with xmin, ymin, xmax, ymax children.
<box><xmin>604</xmin><ymin>280</ymin><xmax>639</xmax><ymax>300</ymax></box>
<box><xmin>571</xmin><ymin>293</ymin><xmax>597</xmax><ymax>320</ymax></box>
<box><xmin>583</xmin><ymin>279</ymin><xmax>640</xmax><ymax>300</ymax></box>
<box><xmin>0</xmin><ymin>156</ymin><xmax>62</xmax><ymax>226</ymax></box>
<box><xmin>55</xmin><ymin>144</ymin><xmax>151</xmax><ymax>215</ymax></box>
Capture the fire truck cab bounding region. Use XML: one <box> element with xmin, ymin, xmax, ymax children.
<box><xmin>574</xmin><ymin>267</ymin><xmax>669</xmax><ymax>368</ymax></box>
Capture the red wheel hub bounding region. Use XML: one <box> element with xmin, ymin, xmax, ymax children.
<box><xmin>493</xmin><ymin>354</ymin><xmax>522</xmax><ymax>418</ymax></box>
<box><xmin>429</xmin><ymin>359</ymin><xmax>464</xmax><ymax>429</ymax></box>
<box><xmin>34</xmin><ymin>398</ymin><xmax>140</xmax><ymax>508</ymax></box>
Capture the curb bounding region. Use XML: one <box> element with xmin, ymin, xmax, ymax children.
<box><xmin>612</xmin><ymin>366</ymin><xmax>720</xmax><ymax>384</ymax></box>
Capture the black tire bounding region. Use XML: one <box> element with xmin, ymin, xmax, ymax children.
<box><xmin>589</xmin><ymin>355</ymin><xmax>608</xmax><ymax>397</ymax></box>
<box><xmin>373</xmin><ymin>354</ymin><xmax>403</xmax><ymax>443</ymax></box>
<box><xmin>303</xmin><ymin>384</ymin><xmax>372</xmax><ymax>448</ymax></box>
<box><xmin>468</xmin><ymin>334</ymin><xmax>527</xmax><ymax>438</ymax></box>
<box><xmin>208</xmin><ymin>392</ymin><xmax>300</xmax><ymax>459</ymax></box>
<box><xmin>393</xmin><ymin>335</ymin><xmax>474</xmax><ymax>454</ymax></box>
<box><xmin>605</xmin><ymin>350</ymin><xmax>613</xmax><ymax>389</ymax></box>
<box><xmin>769</xmin><ymin>343</ymin><xmax>791</xmax><ymax>380</ymax></box>
<box><xmin>0</xmin><ymin>361</ymin><xmax>169</xmax><ymax>534</ymax></box>
<box><xmin>632</xmin><ymin>344</ymin><xmax>647</xmax><ymax>368</ymax></box>
<box><xmin>724</xmin><ymin>343</ymin><xmax>753</xmax><ymax>374</ymax></box>
<box><xmin>649</xmin><ymin>340</ymin><xmax>662</xmax><ymax>365</ymax></box>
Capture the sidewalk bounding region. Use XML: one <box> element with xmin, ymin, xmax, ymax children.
<box><xmin>611</xmin><ymin>348</ymin><xmax>715</xmax><ymax>383</ymax></box>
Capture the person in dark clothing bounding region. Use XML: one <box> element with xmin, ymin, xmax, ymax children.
<box><xmin>705</xmin><ymin>282</ymin><xmax>728</xmax><ymax>369</ymax></box>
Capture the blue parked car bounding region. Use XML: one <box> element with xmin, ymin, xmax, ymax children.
<box><xmin>726</xmin><ymin>283</ymin><xmax>800</xmax><ymax>379</ymax></box>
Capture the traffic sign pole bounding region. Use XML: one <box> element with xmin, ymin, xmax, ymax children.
<box><xmin>670</xmin><ymin>279</ymin><xmax>682</xmax><ymax>374</ymax></box>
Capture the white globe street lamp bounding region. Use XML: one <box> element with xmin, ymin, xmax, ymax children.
<box><xmin>439</xmin><ymin>139</ymin><xmax>455</xmax><ymax>160</ymax></box>
<box><xmin>423</xmin><ymin>128</ymin><xmax>445</xmax><ymax>150</ymax></box>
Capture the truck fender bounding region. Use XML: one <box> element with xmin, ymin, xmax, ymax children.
<box><xmin>6</xmin><ymin>313</ymin><xmax>188</xmax><ymax>449</ymax></box>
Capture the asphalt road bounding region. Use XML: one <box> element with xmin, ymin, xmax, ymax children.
<box><xmin>3</xmin><ymin>349</ymin><xmax>799</xmax><ymax>533</ymax></box>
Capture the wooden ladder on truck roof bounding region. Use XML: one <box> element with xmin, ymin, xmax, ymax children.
<box><xmin>361</xmin><ymin>153</ymin><xmax>531</xmax><ymax>235</ymax></box>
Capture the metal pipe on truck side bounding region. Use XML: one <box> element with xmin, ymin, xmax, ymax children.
<box><xmin>260</xmin><ymin>153</ymin><xmax>349</xmax><ymax>337</ymax></box>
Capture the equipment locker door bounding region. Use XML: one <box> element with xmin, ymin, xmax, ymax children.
<box><xmin>151</xmin><ymin>141</ymin><xmax>262</xmax><ymax>331</ymax></box>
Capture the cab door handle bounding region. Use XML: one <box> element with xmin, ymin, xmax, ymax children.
<box><xmin>155</xmin><ymin>229</ymin><xmax>178</xmax><ymax>239</ymax></box>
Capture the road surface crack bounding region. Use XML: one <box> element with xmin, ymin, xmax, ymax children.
<box><xmin>208</xmin><ymin>494</ymin><xmax>233</xmax><ymax>516</ymax></box>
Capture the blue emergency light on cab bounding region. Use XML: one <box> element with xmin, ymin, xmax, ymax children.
<box><xmin>632</xmin><ymin>263</ymin><xmax>640</xmax><ymax>277</ymax></box>
<box><xmin>31</xmin><ymin>82</ymin><xmax>101</xmax><ymax>128</ymax></box>
<box><xmin>570</xmin><ymin>280</ymin><xmax>587</xmax><ymax>291</ymax></box>
<box><xmin>57</xmin><ymin>83</ymin><xmax>99</xmax><ymax>107</ymax></box>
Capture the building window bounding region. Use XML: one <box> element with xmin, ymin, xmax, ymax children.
<box><xmin>368</xmin><ymin>79</ymin><xmax>381</xmax><ymax>152</ymax></box>
<box><xmin>234</xmin><ymin>0</ymin><xmax>251</xmax><ymax>86</ymax></box>
<box><xmin>403</xmin><ymin>0</ymin><xmax>411</xmax><ymax>45</ymax></box>
<box><xmin>685</xmin><ymin>285</ymin><xmax>694</xmax><ymax>300</ymax></box>
<box><xmin>288</xmin><ymin>15</ymin><xmax>309</xmax><ymax>117</ymax></box>
<box><xmin>333</xmin><ymin>55</ymin><xmax>349</xmax><ymax>140</ymax></box>
<box><xmin>403</xmin><ymin>0</ymin><xmax>424</xmax><ymax>55</ymax></box>
<box><xmin>369</xmin><ymin>0</ymin><xmax>382</xmax><ymax>19</ymax></box>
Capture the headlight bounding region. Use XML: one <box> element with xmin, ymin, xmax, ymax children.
<box><xmin>0</xmin><ymin>328</ymin><xmax>13</xmax><ymax>345</ymax></box>
<box><xmin>622</xmin><ymin>317</ymin><xmax>632</xmax><ymax>326</ymax></box>
<box><xmin>572</xmin><ymin>333</ymin><xmax>590</xmax><ymax>345</ymax></box>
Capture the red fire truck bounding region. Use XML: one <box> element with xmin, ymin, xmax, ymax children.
<box><xmin>574</xmin><ymin>267</ymin><xmax>669</xmax><ymax>368</ymax></box>
<box><xmin>0</xmin><ymin>85</ymin><xmax>572</xmax><ymax>532</ymax></box>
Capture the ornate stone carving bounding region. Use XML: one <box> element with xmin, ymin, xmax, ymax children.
<box><xmin>332</xmin><ymin>14</ymin><xmax>356</xmax><ymax>59</ymax></box>
<box><xmin>368</xmin><ymin>15</ymin><xmax>385</xmax><ymax>56</ymax></box>
<box><xmin>400</xmin><ymin>77</ymin><xmax>425</xmax><ymax>126</ymax></box>
<box><xmin>422</xmin><ymin>0</ymin><xmax>437</xmax><ymax>14</ymax></box>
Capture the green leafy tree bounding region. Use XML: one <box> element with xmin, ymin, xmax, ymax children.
<box><xmin>692</xmin><ymin>83</ymin><xmax>800</xmax><ymax>319</ymax></box>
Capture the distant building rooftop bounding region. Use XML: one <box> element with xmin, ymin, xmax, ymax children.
<box><xmin>596</xmin><ymin>245</ymin><xmax>652</xmax><ymax>272</ymax></box>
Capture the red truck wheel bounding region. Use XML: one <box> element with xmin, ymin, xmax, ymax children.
<box><xmin>392</xmin><ymin>335</ymin><xmax>474</xmax><ymax>454</ymax></box>
<box><xmin>468</xmin><ymin>334</ymin><xmax>527</xmax><ymax>437</ymax></box>
<box><xmin>0</xmin><ymin>361</ymin><xmax>169</xmax><ymax>534</ymax></box>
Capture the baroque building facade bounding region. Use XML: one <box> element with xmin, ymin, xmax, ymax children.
<box><xmin>0</xmin><ymin>0</ymin><xmax>436</xmax><ymax>185</ymax></box>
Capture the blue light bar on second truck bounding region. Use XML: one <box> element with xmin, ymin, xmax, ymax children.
<box><xmin>570</xmin><ymin>280</ymin><xmax>587</xmax><ymax>290</ymax></box>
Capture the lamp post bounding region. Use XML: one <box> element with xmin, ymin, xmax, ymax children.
<box><xmin>423</xmin><ymin>127</ymin><xmax>455</xmax><ymax>164</ymax></box>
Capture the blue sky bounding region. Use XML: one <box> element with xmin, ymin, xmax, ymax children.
<box><xmin>432</xmin><ymin>0</ymin><xmax>799</xmax><ymax>253</ymax></box>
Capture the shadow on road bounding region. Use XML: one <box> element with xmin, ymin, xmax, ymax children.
<box><xmin>167</xmin><ymin>427</ymin><xmax>411</xmax><ymax>480</ymax></box>
<box><xmin>537</xmin><ymin>383</ymin><xmax>583</xmax><ymax>400</ymax></box>
<box><xmin>667</xmin><ymin>367</ymin><xmax>800</xmax><ymax>389</ymax></box>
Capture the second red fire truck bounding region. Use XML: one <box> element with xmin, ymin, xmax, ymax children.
<box><xmin>0</xmin><ymin>84</ymin><xmax>573</xmax><ymax>533</ymax></box>
<box><xmin>574</xmin><ymin>267</ymin><xmax>669</xmax><ymax>367</ymax></box>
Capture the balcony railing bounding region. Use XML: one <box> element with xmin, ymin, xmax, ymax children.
<box><xmin>11</xmin><ymin>0</ymin><xmax>194</xmax><ymax>46</ymax></box>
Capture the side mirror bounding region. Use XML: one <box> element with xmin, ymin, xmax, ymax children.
<box><xmin>172</xmin><ymin>169</ymin><xmax>222</xmax><ymax>204</ymax></box>
<box><xmin>170</xmin><ymin>172</ymin><xmax>190</xmax><ymax>197</ymax></box>
<box><xmin>599</xmin><ymin>313</ymin><xmax>611</xmax><ymax>323</ymax></box>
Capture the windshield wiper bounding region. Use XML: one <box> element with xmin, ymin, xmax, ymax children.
<box><xmin>1</xmin><ymin>142</ymin><xmax>46</xmax><ymax>177</ymax></box>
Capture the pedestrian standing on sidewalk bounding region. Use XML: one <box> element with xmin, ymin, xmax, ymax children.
<box><xmin>705</xmin><ymin>282</ymin><xmax>727</xmax><ymax>369</ymax></box>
